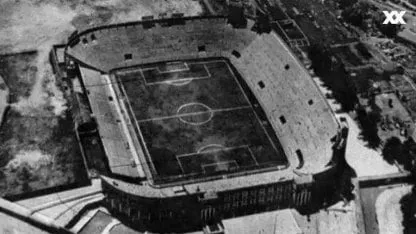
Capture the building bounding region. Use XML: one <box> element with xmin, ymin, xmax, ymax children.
<box><xmin>63</xmin><ymin>15</ymin><xmax>347</xmax><ymax>232</ymax></box>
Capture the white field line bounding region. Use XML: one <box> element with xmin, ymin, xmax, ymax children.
<box><xmin>177</xmin><ymin>145</ymin><xmax>249</xmax><ymax>159</ymax></box>
<box><xmin>176</xmin><ymin>156</ymin><xmax>185</xmax><ymax>174</ymax></box>
<box><xmin>141</xmin><ymin>61</ymin><xmax>190</xmax><ymax>74</ymax></box>
<box><xmin>247</xmin><ymin>146</ymin><xmax>259</xmax><ymax>166</ymax></box>
<box><xmin>178</xmin><ymin>112</ymin><xmax>213</xmax><ymax>126</ymax></box>
<box><xmin>224</xmin><ymin>62</ymin><xmax>281</xmax><ymax>155</ymax></box>
<box><xmin>115</xmin><ymin>60</ymin><xmax>226</xmax><ymax>76</ymax></box>
<box><xmin>204</xmin><ymin>64</ymin><xmax>212</xmax><ymax>80</ymax></box>
<box><xmin>117</xmin><ymin>76</ymin><xmax>157</xmax><ymax>175</ymax></box>
<box><xmin>141</xmin><ymin>65</ymin><xmax>211</xmax><ymax>86</ymax></box>
<box><xmin>176</xmin><ymin>102</ymin><xmax>214</xmax><ymax>126</ymax></box>
<box><xmin>138</xmin><ymin>60</ymin><xmax>228</xmax><ymax>85</ymax></box>
<box><xmin>176</xmin><ymin>102</ymin><xmax>212</xmax><ymax>115</ymax></box>
<box><xmin>201</xmin><ymin>160</ymin><xmax>239</xmax><ymax>174</ymax></box>
<box><xmin>103</xmin><ymin>74</ymin><xmax>145</xmax><ymax>177</ymax></box>
<box><xmin>197</xmin><ymin>144</ymin><xmax>225</xmax><ymax>153</ymax></box>
<box><xmin>137</xmin><ymin>105</ymin><xmax>251</xmax><ymax>123</ymax></box>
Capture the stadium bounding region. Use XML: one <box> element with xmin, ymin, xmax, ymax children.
<box><xmin>63</xmin><ymin>15</ymin><xmax>347</xmax><ymax>232</ymax></box>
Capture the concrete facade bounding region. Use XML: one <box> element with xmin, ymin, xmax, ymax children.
<box><xmin>65</xmin><ymin>16</ymin><xmax>347</xmax><ymax>232</ymax></box>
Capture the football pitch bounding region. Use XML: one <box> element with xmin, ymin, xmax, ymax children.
<box><xmin>115</xmin><ymin>59</ymin><xmax>288</xmax><ymax>184</ymax></box>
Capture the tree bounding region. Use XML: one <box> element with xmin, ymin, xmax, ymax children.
<box><xmin>21</xmin><ymin>181</ymin><xmax>31</xmax><ymax>193</ymax></box>
<box><xmin>18</xmin><ymin>165</ymin><xmax>32</xmax><ymax>193</ymax></box>
<box><xmin>403</xmin><ymin>138</ymin><xmax>416</xmax><ymax>171</ymax></box>
<box><xmin>341</xmin><ymin>2</ymin><xmax>371</xmax><ymax>28</ymax></box>
<box><xmin>375</xmin><ymin>12</ymin><xmax>402</xmax><ymax>37</ymax></box>
<box><xmin>400</xmin><ymin>186</ymin><xmax>416</xmax><ymax>234</ymax></box>
<box><xmin>382</xmin><ymin>137</ymin><xmax>415</xmax><ymax>170</ymax></box>
<box><xmin>252</xmin><ymin>11</ymin><xmax>271</xmax><ymax>33</ymax></box>
<box><xmin>337</xmin><ymin>0</ymin><xmax>359</xmax><ymax>9</ymax></box>
<box><xmin>382</xmin><ymin>136</ymin><xmax>402</xmax><ymax>164</ymax></box>
<box><xmin>357</xmin><ymin>108</ymin><xmax>381</xmax><ymax>149</ymax></box>
<box><xmin>308</xmin><ymin>44</ymin><xmax>358</xmax><ymax>112</ymax></box>
<box><xmin>17</xmin><ymin>165</ymin><xmax>31</xmax><ymax>181</ymax></box>
<box><xmin>228</xmin><ymin>5</ymin><xmax>247</xmax><ymax>28</ymax></box>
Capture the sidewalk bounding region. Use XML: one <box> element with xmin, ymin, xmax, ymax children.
<box><xmin>337</xmin><ymin>113</ymin><xmax>400</xmax><ymax>177</ymax></box>
<box><xmin>16</xmin><ymin>179</ymin><xmax>103</xmax><ymax>227</ymax></box>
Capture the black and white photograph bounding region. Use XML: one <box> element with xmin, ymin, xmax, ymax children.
<box><xmin>0</xmin><ymin>0</ymin><xmax>415</xmax><ymax>233</ymax></box>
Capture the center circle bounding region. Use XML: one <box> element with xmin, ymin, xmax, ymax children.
<box><xmin>177</xmin><ymin>102</ymin><xmax>213</xmax><ymax>125</ymax></box>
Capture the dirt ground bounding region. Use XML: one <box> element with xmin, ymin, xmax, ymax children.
<box><xmin>0</xmin><ymin>51</ymin><xmax>88</xmax><ymax>197</ymax></box>
<box><xmin>0</xmin><ymin>0</ymin><xmax>204</xmax><ymax>197</ymax></box>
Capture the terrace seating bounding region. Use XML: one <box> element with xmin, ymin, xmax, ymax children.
<box><xmin>79</xmin><ymin>67</ymin><xmax>141</xmax><ymax>178</ymax></box>
<box><xmin>231</xmin><ymin>33</ymin><xmax>339</xmax><ymax>172</ymax></box>
<box><xmin>69</xmin><ymin>17</ymin><xmax>340</xmax><ymax>175</ymax></box>
<box><xmin>67</xmin><ymin>18</ymin><xmax>255</xmax><ymax>72</ymax></box>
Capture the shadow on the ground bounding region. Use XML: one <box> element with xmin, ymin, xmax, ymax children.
<box><xmin>400</xmin><ymin>187</ymin><xmax>416</xmax><ymax>234</ymax></box>
<box><xmin>308</xmin><ymin>43</ymin><xmax>358</xmax><ymax>112</ymax></box>
<box><xmin>296</xmin><ymin>136</ymin><xmax>357</xmax><ymax>215</ymax></box>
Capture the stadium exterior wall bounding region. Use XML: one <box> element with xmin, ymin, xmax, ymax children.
<box><xmin>64</xmin><ymin>16</ymin><xmax>348</xmax><ymax>232</ymax></box>
<box><xmin>101</xmin><ymin>163</ymin><xmax>340</xmax><ymax>232</ymax></box>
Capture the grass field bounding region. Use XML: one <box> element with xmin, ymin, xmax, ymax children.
<box><xmin>116</xmin><ymin>59</ymin><xmax>287</xmax><ymax>184</ymax></box>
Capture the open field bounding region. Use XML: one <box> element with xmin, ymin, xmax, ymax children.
<box><xmin>0</xmin><ymin>52</ymin><xmax>88</xmax><ymax>198</ymax></box>
<box><xmin>0</xmin><ymin>51</ymin><xmax>38</xmax><ymax>103</ymax></box>
<box><xmin>116</xmin><ymin>59</ymin><xmax>287</xmax><ymax>184</ymax></box>
<box><xmin>0</xmin><ymin>108</ymin><xmax>87</xmax><ymax>197</ymax></box>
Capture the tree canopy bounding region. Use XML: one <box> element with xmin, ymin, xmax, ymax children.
<box><xmin>382</xmin><ymin>137</ymin><xmax>416</xmax><ymax>170</ymax></box>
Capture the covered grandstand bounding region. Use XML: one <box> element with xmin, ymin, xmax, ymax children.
<box><xmin>65</xmin><ymin>15</ymin><xmax>346</xmax><ymax>232</ymax></box>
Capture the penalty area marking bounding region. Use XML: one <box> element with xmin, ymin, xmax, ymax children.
<box><xmin>201</xmin><ymin>160</ymin><xmax>239</xmax><ymax>174</ymax></box>
<box><xmin>141</xmin><ymin>61</ymin><xmax>190</xmax><ymax>74</ymax></box>
<box><xmin>164</xmin><ymin>79</ymin><xmax>193</xmax><ymax>86</ymax></box>
<box><xmin>176</xmin><ymin>156</ymin><xmax>185</xmax><ymax>174</ymax></box>
<box><xmin>247</xmin><ymin>146</ymin><xmax>259</xmax><ymax>166</ymax></box>
<box><xmin>197</xmin><ymin>144</ymin><xmax>225</xmax><ymax>154</ymax></box>
<box><xmin>140</xmin><ymin>59</ymin><xmax>226</xmax><ymax>73</ymax></box>
<box><xmin>176</xmin><ymin>145</ymin><xmax>250</xmax><ymax>159</ymax></box>
<box><xmin>140</xmin><ymin>64</ymin><xmax>211</xmax><ymax>86</ymax></box>
<box><xmin>114</xmin><ymin>60</ymin><xmax>225</xmax><ymax>77</ymax></box>
<box><xmin>176</xmin><ymin>145</ymin><xmax>257</xmax><ymax>174</ymax></box>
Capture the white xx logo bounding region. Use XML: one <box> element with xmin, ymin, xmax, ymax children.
<box><xmin>383</xmin><ymin>11</ymin><xmax>406</xmax><ymax>25</ymax></box>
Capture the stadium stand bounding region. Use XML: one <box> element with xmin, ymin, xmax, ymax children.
<box><xmin>64</xmin><ymin>15</ymin><xmax>347</xmax><ymax>232</ymax></box>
